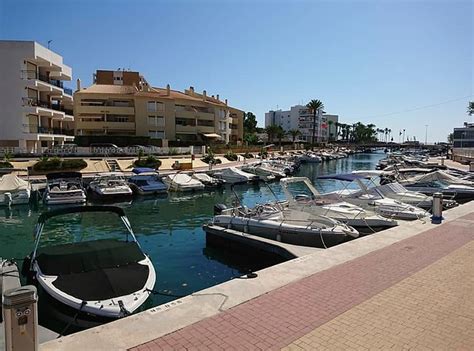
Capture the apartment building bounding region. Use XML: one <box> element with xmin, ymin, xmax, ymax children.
<box><xmin>0</xmin><ymin>41</ymin><xmax>74</xmax><ymax>152</ymax></box>
<box><xmin>265</xmin><ymin>105</ymin><xmax>338</xmax><ymax>142</ymax></box>
<box><xmin>74</xmin><ymin>70</ymin><xmax>244</xmax><ymax>145</ymax></box>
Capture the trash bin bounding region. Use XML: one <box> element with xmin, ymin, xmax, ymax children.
<box><xmin>2</xmin><ymin>285</ymin><xmax>38</xmax><ymax>351</ymax></box>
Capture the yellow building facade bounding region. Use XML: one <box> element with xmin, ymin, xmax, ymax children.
<box><xmin>73</xmin><ymin>70</ymin><xmax>244</xmax><ymax>145</ymax></box>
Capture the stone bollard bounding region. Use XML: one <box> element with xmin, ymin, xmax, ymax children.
<box><xmin>431</xmin><ymin>192</ymin><xmax>443</xmax><ymax>224</ymax></box>
<box><xmin>3</xmin><ymin>285</ymin><xmax>38</xmax><ymax>351</ymax></box>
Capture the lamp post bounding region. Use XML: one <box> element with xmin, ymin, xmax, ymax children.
<box><xmin>425</xmin><ymin>125</ymin><xmax>428</xmax><ymax>146</ymax></box>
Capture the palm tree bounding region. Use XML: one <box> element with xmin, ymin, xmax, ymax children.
<box><xmin>388</xmin><ymin>129</ymin><xmax>392</xmax><ymax>143</ymax></box>
<box><xmin>288</xmin><ymin>129</ymin><xmax>302</xmax><ymax>146</ymax></box>
<box><xmin>265</xmin><ymin>125</ymin><xmax>280</xmax><ymax>143</ymax></box>
<box><xmin>306</xmin><ymin>99</ymin><xmax>324</xmax><ymax>150</ymax></box>
<box><xmin>276</xmin><ymin>126</ymin><xmax>286</xmax><ymax>147</ymax></box>
<box><xmin>335</xmin><ymin>122</ymin><xmax>341</xmax><ymax>141</ymax></box>
<box><xmin>384</xmin><ymin>128</ymin><xmax>389</xmax><ymax>143</ymax></box>
<box><xmin>467</xmin><ymin>101</ymin><xmax>474</xmax><ymax>116</ymax></box>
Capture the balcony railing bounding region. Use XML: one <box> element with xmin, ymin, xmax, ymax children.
<box><xmin>37</xmin><ymin>127</ymin><xmax>75</xmax><ymax>136</ymax></box>
<box><xmin>23</xmin><ymin>97</ymin><xmax>73</xmax><ymax>115</ymax></box>
<box><xmin>63</xmin><ymin>87</ymin><xmax>73</xmax><ymax>95</ymax></box>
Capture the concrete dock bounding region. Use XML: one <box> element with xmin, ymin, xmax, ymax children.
<box><xmin>39</xmin><ymin>201</ymin><xmax>474</xmax><ymax>350</ymax></box>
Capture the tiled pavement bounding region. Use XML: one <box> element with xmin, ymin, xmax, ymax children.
<box><xmin>131</xmin><ymin>214</ymin><xmax>474</xmax><ymax>351</ymax></box>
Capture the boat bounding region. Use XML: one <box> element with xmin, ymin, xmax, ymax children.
<box><xmin>352</xmin><ymin>170</ymin><xmax>458</xmax><ymax>209</ymax></box>
<box><xmin>241</xmin><ymin>163</ymin><xmax>286</xmax><ymax>181</ymax></box>
<box><xmin>0</xmin><ymin>173</ymin><xmax>31</xmax><ymax>206</ymax></box>
<box><xmin>163</xmin><ymin>172</ymin><xmax>205</xmax><ymax>192</ymax></box>
<box><xmin>212</xmin><ymin>167</ymin><xmax>259</xmax><ymax>184</ymax></box>
<box><xmin>299</xmin><ymin>153</ymin><xmax>322</xmax><ymax>163</ymax></box>
<box><xmin>44</xmin><ymin>172</ymin><xmax>87</xmax><ymax>206</ymax></box>
<box><xmin>395</xmin><ymin>170</ymin><xmax>474</xmax><ymax>204</ymax></box>
<box><xmin>317</xmin><ymin>173</ymin><xmax>429</xmax><ymax>220</ymax></box>
<box><xmin>207</xmin><ymin>202</ymin><xmax>358</xmax><ymax>248</ymax></box>
<box><xmin>88</xmin><ymin>172</ymin><xmax>133</xmax><ymax>199</ymax></box>
<box><xmin>191</xmin><ymin>172</ymin><xmax>225</xmax><ymax>188</ymax></box>
<box><xmin>128</xmin><ymin>168</ymin><xmax>168</xmax><ymax>195</ymax></box>
<box><xmin>279</xmin><ymin>177</ymin><xmax>398</xmax><ymax>233</ymax></box>
<box><xmin>24</xmin><ymin>206</ymin><xmax>155</xmax><ymax>319</ymax></box>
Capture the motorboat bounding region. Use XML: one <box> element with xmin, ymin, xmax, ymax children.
<box><xmin>212</xmin><ymin>167</ymin><xmax>259</xmax><ymax>184</ymax></box>
<box><xmin>88</xmin><ymin>172</ymin><xmax>133</xmax><ymax>199</ymax></box>
<box><xmin>0</xmin><ymin>173</ymin><xmax>31</xmax><ymax>206</ymax></box>
<box><xmin>280</xmin><ymin>177</ymin><xmax>398</xmax><ymax>233</ymax></box>
<box><xmin>395</xmin><ymin>170</ymin><xmax>474</xmax><ymax>204</ymax></box>
<box><xmin>44</xmin><ymin>172</ymin><xmax>87</xmax><ymax>206</ymax></box>
<box><xmin>208</xmin><ymin>202</ymin><xmax>358</xmax><ymax>248</ymax></box>
<box><xmin>128</xmin><ymin>168</ymin><xmax>168</xmax><ymax>195</ymax></box>
<box><xmin>352</xmin><ymin>170</ymin><xmax>458</xmax><ymax>209</ymax></box>
<box><xmin>318</xmin><ymin>173</ymin><xmax>429</xmax><ymax>220</ymax></box>
<box><xmin>24</xmin><ymin>206</ymin><xmax>155</xmax><ymax>319</ymax></box>
<box><xmin>191</xmin><ymin>172</ymin><xmax>225</xmax><ymax>188</ymax></box>
<box><xmin>163</xmin><ymin>172</ymin><xmax>205</xmax><ymax>192</ymax></box>
<box><xmin>299</xmin><ymin>153</ymin><xmax>322</xmax><ymax>163</ymax></box>
<box><xmin>240</xmin><ymin>164</ymin><xmax>277</xmax><ymax>182</ymax></box>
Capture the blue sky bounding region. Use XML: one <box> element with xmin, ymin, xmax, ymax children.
<box><xmin>1</xmin><ymin>0</ymin><xmax>472</xmax><ymax>142</ymax></box>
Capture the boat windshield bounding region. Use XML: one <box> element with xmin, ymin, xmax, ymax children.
<box><xmin>36</xmin><ymin>211</ymin><xmax>133</xmax><ymax>250</ymax></box>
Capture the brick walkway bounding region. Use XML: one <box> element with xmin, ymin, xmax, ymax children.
<box><xmin>131</xmin><ymin>214</ymin><xmax>474</xmax><ymax>351</ymax></box>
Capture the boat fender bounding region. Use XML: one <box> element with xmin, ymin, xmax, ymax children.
<box><xmin>214</xmin><ymin>203</ymin><xmax>227</xmax><ymax>215</ymax></box>
<box><xmin>237</xmin><ymin>272</ymin><xmax>258</xmax><ymax>279</ymax></box>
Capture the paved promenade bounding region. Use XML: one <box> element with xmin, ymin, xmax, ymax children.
<box><xmin>132</xmin><ymin>213</ymin><xmax>474</xmax><ymax>351</ymax></box>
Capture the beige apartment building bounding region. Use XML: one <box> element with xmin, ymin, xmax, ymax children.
<box><xmin>74</xmin><ymin>70</ymin><xmax>244</xmax><ymax>145</ymax></box>
<box><xmin>0</xmin><ymin>41</ymin><xmax>74</xmax><ymax>152</ymax></box>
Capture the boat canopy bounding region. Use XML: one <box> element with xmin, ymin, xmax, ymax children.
<box><xmin>318</xmin><ymin>173</ymin><xmax>367</xmax><ymax>182</ymax></box>
<box><xmin>46</xmin><ymin>171</ymin><xmax>82</xmax><ymax>180</ymax></box>
<box><xmin>38</xmin><ymin>205</ymin><xmax>126</xmax><ymax>224</ymax></box>
<box><xmin>0</xmin><ymin>174</ymin><xmax>30</xmax><ymax>192</ymax></box>
<box><xmin>132</xmin><ymin>167</ymin><xmax>156</xmax><ymax>174</ymax></box>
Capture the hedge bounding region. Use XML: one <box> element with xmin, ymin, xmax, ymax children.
<box><xmin>0</xmin><ymin>162</ymin><xmax>13</xmax><ymax>168</ymax></box>
<box><xmin>33</xmin><ymin>158</ymin><xmax>88</xmax><ymax>172</ymax></box>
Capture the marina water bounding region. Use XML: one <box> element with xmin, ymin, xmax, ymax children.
<box><xmin>0</xmin><ymin>151</ymin><xmax>384</xmax><ymax>332</ymax></box>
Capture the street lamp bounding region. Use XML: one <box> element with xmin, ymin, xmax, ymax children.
<box><xmin>424</xmin><ymin>125</ymin><xmax>428</xmax><ymax>145</ymax></box>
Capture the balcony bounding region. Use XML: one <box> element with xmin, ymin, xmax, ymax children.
<box><xmin>76</xmin><ymin>105</ymin><xmax>135</xmax><ymax>115</ymax></box>
<box><xmin>23</xmin><ymin>97</ymin><xmax>73</xmax><ymax>115</ymax></box>
<box><xmin>25</xmin><ymin>125</ymin><xmax>75</xmax><ymax>137</ymax></box>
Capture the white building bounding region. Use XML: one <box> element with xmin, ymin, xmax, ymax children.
<box><xmin>0</xmin><ymin>41</ymin><xmax>74</xmax><ymax>153</ymax></box>
<box><xmin>265</xmin><ymin>105</ymin><xmax>338</xmax><ymax>142</ymax></box>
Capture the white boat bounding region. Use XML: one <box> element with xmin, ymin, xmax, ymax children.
<box><xmin>299</xmin><ymin>153</ymin><xmax>322</xmax><ymax>163</ymax></box>
<box><xmin>128</xmin><ymin>168</ymin><xmax>168</xmax><ymax>195</ymax></box>
<box><xmin>163</xmin><ymin>172</ymin><xmax>205</xmax><ymax>192</ymax></box>
<box><xmin>208</xmin><ymin>202</ymin><xmax>358</xmax><ymax>248</ymax></box>
<box><xmin>212</xmin><ymin>167</ymin><xmax>259</xmax><ymax>184</ymax></box>
<box><xmin>44</xmin><ymin>172</ymin><xmax>87</xmax><ymax>206</ymax></box>
<box><xmin>89</xmin><ymin>172</ymin><xmax>133</xmax><ymax>199</ymax></box>
<box><xmin>318</xmin><ymin>173</ymin><xmax>429</xmax><ymax>220</ymax></box>
<box><xmin>280</xmin><ymin>177</ymin><xmax>398</xmax><ymax>233</ymax></box>
<box><xmin>191</xmin><ymin>173</ymin><xmax>225</xmax><ymax>188</ymax></box>
<box><xmin>25</xmin><ymin>206</ymin><xmax>155</xmax><ymax>319</ymax></box>
<box><xmin>0</xmin><ymin>173</ymin><xmax>31</xmax><ymax>206</ymax></box>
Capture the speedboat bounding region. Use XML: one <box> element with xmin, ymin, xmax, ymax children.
<box><xmin>24</xmin><ymin>206</ymin><xmax>155</xmax><ymax>319</ymax></box>
<box><xmin>207</xmin><ymin>202</ymin><xmax>358</xmax><ymax>248</ymax></box>
<box><xmin>318</xmin><ymin>173</ymin><xmax>429</xmax><ymax>221</ymax></box>
<box><xmin>44</xmin><ymin>172</ymin><xmax>87</xmax><ymax>206</ymax></box>
<box><xmin>212</xmin><ymin>167</ymin><xmax>259</xmax><ymax>184</ymax></box>
<box><xmin>352</xmin><ymin>170</ymin><xmax>458</xmax><ymax>209</ymax></box>
<box><xmin>394</xmin><ymin>170</ymin><xmax>474</xmax><ymax>204</ymax></box>
<box><xmin>163</xmin><ymin>172</ymin><xmax>205</xmax><ymax>192</ymax></box>
<box><xmin>191</xmin><ymin>173</ymin><xmax>225</xmax><ymax>188</ymax></box>
<box><xmin>128</xmin><ymin>168</ymin><xmax>168</xmax><ymax>195</ymax></box>
<box><xmin>88</xmin><ymin>172</ymin><xmax>133</xmax><ymax>199</ymax></box>
<box><xmin>299</xmin><ymin>153</ymin><xmax>322</xmax><ymax>163</ymax></box>
<box><xmin>280</xmin><ymin>177</ymin><xmax>398</xmax><ymax>233</ymax></box>
<box><xmin>0</xmin><ymin>173</ymin><xmax>31</xmax><ymax>206</ymax></box>
<box><xmin>241</xmin><ymin>163</ymin><xmax>286</xmax><ymax>181</ymax></box>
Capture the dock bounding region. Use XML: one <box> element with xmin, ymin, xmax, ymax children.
<box><xmin>39</xmin><ymin>201</ymin><xmax>474</xmax><ymax>351</ymax></box>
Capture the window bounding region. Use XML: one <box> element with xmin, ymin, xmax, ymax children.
<box><xmin>148</xmin><ymin>116</ymin><xmax>165</xmax><ymax>127</ymax></box>
<box><xmin>147</xmin><ymin>101</ymin><xmax>164</xmax><ymax>112</ymax></box>
<box><xmin>149</xmin><ymin>130</ymin><xmax>165</xmax><ymax>139</ymax></box>
<box><xmin>176</xmin><ymin>118</ymin><xmax>196</xmax><ymax>126</ymax></box>
<box><xmin>175</xmin><ymin>133</ymin><xmax>197</xmax><ymax>141</ymax></box>
<box><xmin>197</xmin><ymin>119</ymin><xmax>214</xmax><ymax>127</ymax></box>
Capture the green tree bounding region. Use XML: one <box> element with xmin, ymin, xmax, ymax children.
<box><xmin>275</xmin><ymin>126</ymin><xmax>286</xmax><ymax>147</ymax></box>
<box><xmin>244</xmin><ymin>133</ymin><xmax>258</xmax><ymax>145</ymax></box>
<box><xmin>265</xmin><ymin>125</ymin><xmax>281</xmax><ymax>143</ymax></box>
<box><xmin>447</xmin><ymin>133</ymin><xmax>453</xmax><ymax>143</ymax></box>
<box><xmin>288</xmin><ymin>129</ymin><xmax>301</xmax><ymax>143</ymax></box>
<box><xmin>306</xmin><ymin>99</ymin><xmax>324</xmax><ymax>150</ymax></box>
<box><xmin>243</xmin><ymin>112</ymin><xmax>258</xmax><ymax>134</ymax></box>
<box><xmin>467</xmin><ymin>101</ymin><xmax>474</xmax><ymax>116</ymax></box>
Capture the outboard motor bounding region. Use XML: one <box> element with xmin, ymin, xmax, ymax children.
<box><xmin>214</xmin><ymin>203</ymin><xmax>227</xmax><ymax>215</ymax></box>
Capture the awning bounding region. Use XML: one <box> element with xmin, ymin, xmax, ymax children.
<box><xmin>203</xmin><ymin>133</ymin><xmax>222</xmax><ymax>139</ymax></box>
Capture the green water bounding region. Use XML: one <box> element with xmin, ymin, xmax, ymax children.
<box><xmin>0</xmin><ymin>152</ymin><xmax>384</xmax><ymax>332</ymax></box>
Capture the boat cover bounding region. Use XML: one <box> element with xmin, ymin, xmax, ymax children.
<box><xmin>318</xmin><ymin>173</ymin><xmax>367</xmax><ymax>182</ymax></box>
<box><xmin>0</xmin><ymin>174</ymin><xmax>29</xmax><ymax>192</ymax></box>
<box><xmin>408</xmin><ymin>170</ymin><xmax>474</xmax><ymax>186</ymax></box>
<box><xmin>132</xmin><ymin>167</ymin><xmax>156</xmax><ymax>174</ymax></box>
<box><xmin>36</xmin><ymin>239</ymin><xmax>149</xmax><ymax>300</ymax></box>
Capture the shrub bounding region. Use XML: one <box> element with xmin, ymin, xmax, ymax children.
<box><xmin>33</xmin><ymin>157</ymin><xmax>87</xmax><ymax>172</ymax></box>
<box><xmin>0</xmin><ymin>161</ymin><xmax>13</xmax><ymax>168</ymax></box>
<box><xmin>133</xmin><ymin>155</ymin><xmax>162</xmax><ymax>169</ymax></box>
<box><xmin>224</xmin><ymin>151</ymin><xmax>238</xmax><ymax>161</ymax></box>
<box><xmin>168</xmin><ymin>148</ymin><xmax>178</xmax><ymax>156</ymax></box>
<box><xmin>258</xmin><ymin>150</ymin><xmax>268</xmax><ymax>158</ymax></box>
<box><xmin>201</xmin><ymin>148</ymin><xmax>221</xmax><ymax>164</ymax></box>
<box><xmin>243</xmin><ymin>152</ymin><xmax>254</xmax><ymax>159</ymax></box>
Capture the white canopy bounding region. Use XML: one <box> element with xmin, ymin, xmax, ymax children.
<box><xmin>0</xmin><ymin>174</ymin><xmax>30</xmax><ymax>192</ymax></box>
